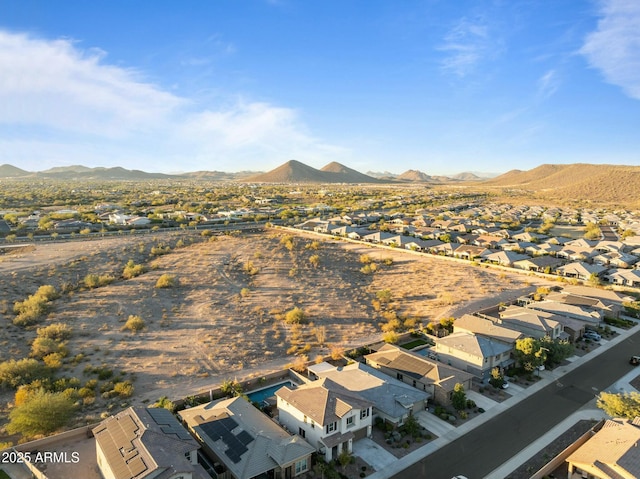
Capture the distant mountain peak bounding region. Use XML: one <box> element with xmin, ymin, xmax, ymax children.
<box><xmin>246</xmin><ymin>160</ymin><xmax>380</xmax><ymax>183</ymax></box>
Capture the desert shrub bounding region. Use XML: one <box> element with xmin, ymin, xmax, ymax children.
<box><xmin>123</xmin><ymin>260</ymin><xmax>146</xmax><ymax>279</ymax></box>
<box><xmin>360</xmin><ymin>263</ymin><xmax>378</xmax><ymax>274</ymax></box>
<box><xmin>122</xmin><ymin>315</ymin><xmax>146</xmax><ymax>332</ymax></box>
<box><xmin>113</xmin><ymin>380</ymin><xmax>134</xmax><ymax>398</ymax></box>
<box><xmin>35</xmin><ymin>285</ymin><xmax>60</xmax><ymax>301</ymax></box>
<box><xmin>383</xmin><ymin>331</ymin><xmax>399</xmax><ymax>343</ymax></box>
<box><xmin>152</xmin><ymin>396</ymin><xmax>176</xmax><ymax>412</ymax></box>
<box><xmin>151</xmin><ymin>243</ymin><xmax>171</xmax><ymax>255</ymax></box>
<box><xmin>84</xmin><ymin>273</ymin><xmax>115</xmax><ymax>289</ymax></box>
<box><xmin>292</xmin><ymin>354</ymin><xmax>309</xmax><ymax>373</ymax></box>
<box><xmin>0</xmin><ymin>358</ymin><xmax>51</xmax><ymax>389</ymax></box>
<box><xmin>359</xmin><ymin>254</ymin><xmax>372</xmax><ymax>264</ymax></box>
<box><xmin>243</xmin><ymin>260</ymin><xmax>260</xmax><ymax>275</ymax></box>
<box><xmin>42</xmin><ymin>353</ymin><xmax>64</xmax><ymax>368</ymax></box>
<box><xmin>381</xmin><ymin>319</ymin><xmax>402</xmax><ymax>332</ymax></box>
<box><xmin>155</xmin><ymin>274</ymin><xmax>176</xmax><ymax>288</ymax></box>
<box><xmin>30</xmin><ymin>337</ymin><xmax>67</xmax><ymax>359</ymax></box>
<box><xmin>37</xmin><ymin>323</ymin><xmax>72</xmax><ymax>341</ymax></box>
<box><xmin>284</xmin><ymin>307</ymin><xmax>306</xmax><ymax>324</ymax></box>
<box><xmin>12</xmin><ymin>287</ymin><xmax>58</xmax><ymax>326</ymax></box>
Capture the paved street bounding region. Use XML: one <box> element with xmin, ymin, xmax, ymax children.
<box><xmin>367</xmin><ymin>323</ymin><xmax>640</xmax><ymax>479</ymax></box>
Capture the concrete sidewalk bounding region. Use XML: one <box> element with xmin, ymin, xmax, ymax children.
<box><xmin>365</xmin><ymin>322</ymin><xmax>640</xmax><ymax>479</ymax></box>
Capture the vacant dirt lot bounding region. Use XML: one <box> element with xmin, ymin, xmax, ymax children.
<box><xmin>0</xmin><ymin>229</ymin><xmax>551</xmax><ymax>417</ymax></box>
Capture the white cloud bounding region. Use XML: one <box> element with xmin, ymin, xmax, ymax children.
<box><xmin>537</xmin><ymin>69</ymin><xmax>560</xmax><ymax>100</ymax></box>
<box><xmin>0</xmin><ymin>30</ymin><xmax>345</xmax><ymax>171</ymax></box>
<box><xmin>580</xmin><ymin>0</ymin><xmax>640</xmax><ymax>99</ymax></box>
<box><xmin>438</xmin><ymin>17</ymin><xmax>491</xmax><ymax>77</ymax></box>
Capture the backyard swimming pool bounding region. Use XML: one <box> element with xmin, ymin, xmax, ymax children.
<box><xmin>246</xmin><ymin>381</ymin><xmax>295</xmax><ymax>405</ymax></box>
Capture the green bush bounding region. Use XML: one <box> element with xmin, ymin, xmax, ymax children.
<box><xmin>123</xmin><ymin>260</ymin><xmax>146</xmax><ymax>279</ymax></box>
<box><xmin>36</xmin><ymin>323</ymin><xmax>72</xmax><ymax>341</ymax></box>
<box><xmin>122</xmin><ymin>315</ymin><xmax>146</xmax><ymax>332</ymax></box>
<box><xmin>284</xmin><ymin>307</ymin><xmax>306</xmax><ymax>324</ymax></box>
<box><xmin>155</xmin><ymin>274</ymin><xmax>176</xmax><ymax>288</ymax></box>
<box><xmin>84</xmin><ymin>273</ymin><xmax>115</xmax><ymax>289</ymax></box>
<box><xmin>0</xmin><ymin>358</ymin><xmax>51</xmax><ymax>389</ymax></box>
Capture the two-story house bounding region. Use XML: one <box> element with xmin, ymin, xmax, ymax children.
<box><xmin>179</xmin><ymin>397</ymin><xmax>315</xmax><ymax>479</ymax></box>
<box><xmin>276</xmin><ymin>377</ymin><xmax>373</xmax><ymax>461</ymax></box>
<box><xmin>93</xmin><ymin>406</ymin><xmax>208</xmax><ymax>479</ymax></box>
<box><xmin>433</xmin><ymin>331</ymin><xmax>513</xmax><ymax>380</ymax></box>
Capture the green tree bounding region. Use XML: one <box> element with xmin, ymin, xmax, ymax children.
<box><xmin>6</xmin><ymin>389</ymin><xmax>75</xmax><ymax>438</ymax></box>
<box><xmin>451</xmin><ymin>383</ymin><xmax>467</xmax><ymax>411</ymax></box>
<box><xmin>489</xmin><ymin>367</ymin><xmax>505</xmax><ymax>388</ymax></box>
<box><xmin>597</xmin><ymin>391</ymin><xmax>640</xmax><ymax>419</ymax></box>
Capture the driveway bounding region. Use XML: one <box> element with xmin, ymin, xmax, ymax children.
<box><xmin>352</xmin><ymin>438</ymin><xmax>397</xmax><ymax>471</ymax></box>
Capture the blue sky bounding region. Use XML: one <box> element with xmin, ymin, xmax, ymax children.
<box><xmin>1</xmin><ymin>0</ymin><xmax>639</xmax><ymax>175</ymax></box>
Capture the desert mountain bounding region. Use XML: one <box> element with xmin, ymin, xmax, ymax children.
<box><xmin>397</xmin><ymin>169</ymin><xmax>433</xmax><ymax>182</ymax></box>
<box><xmin>450</xmin><ymin>172</ymin><xmax>482</xmax><ymax>181</ymax></box>
<box><xmin>36</xmin><ymin>166</ymin><xmax>174</xmax><ymax>180</ymax></box>
<box><xmin>320</xmin><ymin>162</ymin><xmax>381</xmax><ymax>183</ymax></box>
<box><xmin>0</xmin><ymin>164</ymin><xmax>30</xmax><ymax>177</ymax></box>
<box><xmin>484</xmin><ymin>163</ymin><xmax>640</xmax><ymax>205</ymax></box>
<box><xmin>246</xmin><ymin>160</ymin><xmax>380</xmax><ymax>183</ymax></box>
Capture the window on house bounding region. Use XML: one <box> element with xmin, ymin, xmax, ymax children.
<box><xmin>412</xmin><ymin>379</ymin><xmax>417</xmax><ymax>387</ymax></box>
<box><xmin>346</xmin><ymin>416</ymin><xmax>355</xmax><ymax>428</ymax></box>
<box><xmin>298</xmin><ymin>427</ymin><xmax>306</xmax><ymax>438</ymax></box>
<box><xmin>295</xmin><ymin>458</ymin><xmax>309</xmax><ymax>475</ymax></box>
<box><xmin>396</xmin><ymin>373</ymin><xmax>403</xmax><ymax>381</ymax></box>
<box><xmin>326</xmin><ymin>422</ymin><xmax>336</xmax><ymax>433</ymax></box>
<box><xmin>360</xmin><ymin>408</ymin><xmax>369</xmax><ymax>419</ymax></box>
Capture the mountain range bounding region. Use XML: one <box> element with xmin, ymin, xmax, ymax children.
<box><xmin>0</xmin><ymin>161</ymin><xmax>480</xmax><ymax>183</ymax></box>
<box><xmin>2</xmin><ymin>162</ymin><xmax>638</xmax><ymax>206</ymax></box>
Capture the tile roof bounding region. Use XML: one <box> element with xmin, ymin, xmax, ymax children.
<box><xmin>92</xmin><ymin>407</ymin><xmax>201</xmax><ymax>479</ymax></box>
<box><xmin>567</xmin><ymin>418</ymin><xmax>640</xmax><ymax>479</ymax></box>
<box><xmin>276</xmin><ymin>377</ymin><xmax>372</xmax><ymax>426</ymax></box>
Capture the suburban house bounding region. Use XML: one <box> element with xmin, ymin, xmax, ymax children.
<box><xmin>307</xmin><ymin>361</ymin><xmax>430</xmax><ymax>426</ymax></box>
<box><xmin>525</xmin><ymin>301</ymin><xmax>602</xmax><ymax>328</ymax></box>
<box><xmin>453</xmin><ymin>314</ymin><xmax>524</xmax><ymax>346</ymax></box>
<box><xmin>364</xmin><ymin>344</ymin><xmax>474</xmax><ymax>406</ymax></box>
<box><xmin>483</xmin><ymin>250</ymin><xmax>530</xmax><ymax>267</ymax></box>
<box><xmin>555</xmin><ymin>261</ymin><xmax>607</xmax><ymax>281</ymax></box>
<box><xmin>433</xmin><ymin>331</ymin><xmax>513</xmax><ymax>380</ymax></box>
<box><xmin>276</xmin><ymin>377</ymin><xmax>373</xmax><ymax>462</ymax></box>
<box><xmin>498</xmin><ymin>305</ymin><xmax>563</xmax><ymax>340</ymax></box>
<box><xmin>513</xmin><ymin>255</ymin><xmax>563</xmax><ymax>273</ymax></box>
<box><xmin>606</xmin><ymin>268</ymin><xmax>640</xmax><ymax>287</ymax></box>
<box><xmin>93</xmin><ymin>406</ymin><xmax>207</xmax><ymax>479</ymax></box>
<box><xmin>453</xmin><ymin>244</ymin><xmax>491</xmax><ymax>261</ymax></box>
<box><xmin>545</xmin><ymin>291</ymin><xmax>622</xmax><ymax>319</ymax></box>
<box><xmin>179</xmin><ymin>397</ymin><xmax>315</xmax><ymax>479</ymax></box>
<box><xmin>566</xmin><ymin>417</ymin><xmax>640</xmax><ymax>479</ymax></box>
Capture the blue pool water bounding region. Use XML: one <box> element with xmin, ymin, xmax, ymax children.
<box><xmin>246</xmin><ymin>381</ymin><xmax>294</xmax><ymax>404</ymax></box>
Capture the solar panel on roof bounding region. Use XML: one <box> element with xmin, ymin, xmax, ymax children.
<box><xmin>237</xmin><ymin>430</ymin><xmax>253</xmax><ymax>446</ymax></box>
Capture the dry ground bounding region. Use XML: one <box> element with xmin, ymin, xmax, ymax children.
<box><xmin>0</xmin><ymin>229</ymin><xmax>554</xmax><ymax>428</ymax></box>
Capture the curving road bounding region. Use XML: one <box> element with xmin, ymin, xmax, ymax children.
<box><xmin>391</xmin><ymin>327</ymin><xmax>640</xmax><ymax>479</ymax></box>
